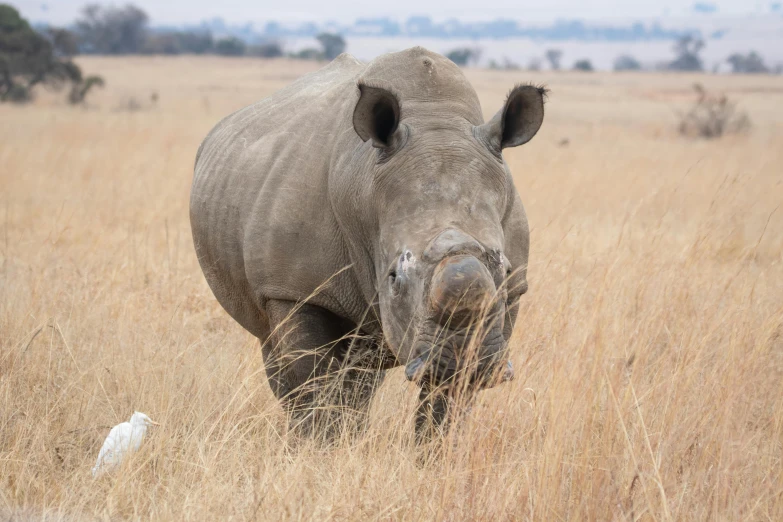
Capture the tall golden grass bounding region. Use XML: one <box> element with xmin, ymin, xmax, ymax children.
<box><xmin>1</xmin><ymin>56</ymin><xmax>782</xmax><ymax>520</ymax></box>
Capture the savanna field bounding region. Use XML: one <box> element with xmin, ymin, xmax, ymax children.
<box><xmin>1</xmin><ymin>56</ymin><xmax>782</xmax><ymax>520</ymax></box>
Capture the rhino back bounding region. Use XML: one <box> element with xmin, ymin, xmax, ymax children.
<box><xmin>190</xmin><ymin>54</ymin><xmax>367</xmax><ymax>338</ymax></box>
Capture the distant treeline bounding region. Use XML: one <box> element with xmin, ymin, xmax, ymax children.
<box><xmin>15</xmin><ymin>2</ymin><xmax>782</xmax><ymax>75</ymax></box>
<box><xmin>446</xmin><ymin>36</ymin><xmax>780</xmax><ymax>74</ymax></box>
<box><xmin>247</xmin><ymin>16</ymin><xmax>693</xmax><ymax>42</ymax></box>
<box><xmin>31</xmin><ymin>4</ymin><xmax>345</xmax><ymax>60</ymax></box>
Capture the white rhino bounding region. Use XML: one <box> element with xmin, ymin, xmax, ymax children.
<box><xmin>190</xmin><ymin>47</ymin><xmax>545</xmax><ymax>438</ymax></box>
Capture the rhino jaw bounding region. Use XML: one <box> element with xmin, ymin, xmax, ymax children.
<box><xmin>404</xmin><ymin>354</ymin><xmax>514</xmax><ymax>389</ymax></box>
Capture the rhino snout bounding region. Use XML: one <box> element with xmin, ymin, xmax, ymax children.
<box><xmin>429</xmin><ymin>255</ymin><xmax>496</xmax><ymax>325</ymax></box>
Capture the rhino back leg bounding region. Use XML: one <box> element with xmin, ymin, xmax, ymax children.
<box><xmin>262</xmin><ymin>299</ymin><xmax>385</xmax><ymax>439</ymax></box>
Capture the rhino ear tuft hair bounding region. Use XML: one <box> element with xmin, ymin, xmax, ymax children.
<box><xmin>477</xmin><ymin>83</ymin><xmax>547</xmax><ymax>152</ymax></box>
<box><xmin>353</xmin><ymin>82</ymin><xmax>402</xmax><ymax>149</ymax></box>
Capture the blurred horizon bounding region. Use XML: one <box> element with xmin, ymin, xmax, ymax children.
<box><xmin>12</xmin><ymin>0</ymin><xmax>783</xmax><ymax>26</ymax></box>
<box><xmin>5</xmin><ymin>0</ymin><xmax>783</xmax><ymax>69</ymax></box>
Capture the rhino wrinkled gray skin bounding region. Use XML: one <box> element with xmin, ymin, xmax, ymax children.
<box><xmin>190</xmin><ymin>47</ymin><xmax>545</xmax><ymax>439</ymax></box>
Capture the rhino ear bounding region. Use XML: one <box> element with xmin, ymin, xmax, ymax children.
<box><xmin>477</xmin><ymin>84</ymin><xmax>547</xmax><ymax>151</ymax></box>
<box><xmin>353</xmin><ymin>83</ymin><xmax>402</xmax><ymax>149</ymax></box>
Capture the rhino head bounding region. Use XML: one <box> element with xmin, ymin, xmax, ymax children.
<box><xmin>335</xmin><ymin>50</ymin><xmax>545</xmax><ymax>396</ymax></box>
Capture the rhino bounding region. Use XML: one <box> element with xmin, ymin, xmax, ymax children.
<box><xmin>190</xmin><ymin>47</ymin><xmax>545</xmax><ymax>438</ymax></box>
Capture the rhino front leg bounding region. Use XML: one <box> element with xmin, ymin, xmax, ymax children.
<box><xmin>261</xmin><ymin>299</ymin><xmax>383</xmax><ymax>439</ymax></box>
<box><xmin>415</xmin><ymin>384</ymin><xmax>452</xmax><ymax>443</ymax></box>
<box><xmin>415</xmin><ymin>384</ymin><xmax>480</xmax><ymax>445</ymax></box>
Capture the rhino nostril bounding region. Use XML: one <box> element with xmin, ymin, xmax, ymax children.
<box><xmin>389</xmin><ymin>269</ymin><xmax>402</xmax><ymax>297</ymax></box>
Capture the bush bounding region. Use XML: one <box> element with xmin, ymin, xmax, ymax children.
<box><xmin>248</xmin><ymin>42</ymin><xmax>283</xmax><ymax>58</ymax></box>
<box><xmin>4</xmin><ymin>83</ymin><xmax>31</xmax><ymax>102</ymax></box>
<box><xmin>214</xmin><ymin>36</ymin><xmax>245</xmax><ymax>56</ymax></box>
<box><xmin>142</xmin><ymin>32</ymin><xmax>182</xmax><ymax>55</ymax></box>
<box><xmin>488</xmin><ymin>57</ymin><xmax>520</xmax><ymax>70</ymax></box>
<box><xmin>727</xmin><ymin>52</ymin><xmax>769</xmax><ymax>74</ymax></box>
<box><xmin>290</xmin><ymin>48</ymin><xmax>322</xmax><ymax>60</ymax></box>
<box><xmin>176</xmin><ymin>30</ymin><xmax>213</xmax><ymax>54</ymax></box>
<box><xmin>614</xmin><ymin>54</ymin><xmax>642</xmax><ymax>71</ymax></box>
<box><xmin>573</xmin><ymin>59</ymin><xmax>594</xmax><ymax>71</ymax></box>
<box><xmin>68</xmin><ymin>75</ymin><xmax>104</xmax><ymax>104</ymax></box>
<box><xmin>141</xmin><ymin>30</ymin><xmax>214</xmax><ymax>55</ymax></box>
<box><xmin>446</xmin><ymin>47</ymin><xmax>481</xmax><ymax>67</ymax></box>
<box><xmin>678</xmin><ymin>83</ymin><xmax>750</xmax><ymax>138</ymax></box>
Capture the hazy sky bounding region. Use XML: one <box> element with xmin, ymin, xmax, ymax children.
<box><xmin>11</xmin><ymin>0</ymin><xmax>773</xmax><ymax>26</ymax></box>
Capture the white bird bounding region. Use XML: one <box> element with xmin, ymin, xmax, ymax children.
<box><xmin>92</xmin><ymin>411</ymin><xmax>159</xmax><ymax>477</ymax></box>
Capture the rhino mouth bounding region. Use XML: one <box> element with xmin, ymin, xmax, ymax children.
<box><xmin>404</xmin><ymin>315</ymin><xmax>513</xmax><ymax>389</ymax></box>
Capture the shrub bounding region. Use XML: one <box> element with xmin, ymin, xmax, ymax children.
<box><xmin>488</xmin><ymin>57</ymin><xmax>520</xmax><ymax>70</ymax></box>
<box><xmin>614</xmin><ymin>54</ymin><xmax>642</xmax><ymax>71</ymax></box>
<box><xmin>678</xmin><ymin>83</ymin><xmax>750</xmax><ymax>138</ymax></box>
<box><xmin>68</xmin><ymin>75</ymin><xmax>105</xmax><ymax>104</ymax></box>
<box><xmin>248</xmin><ymin>42</ymin><xmax>283</xmax><ymax>58</ymax></box>
<box><xmin>726</xmin><ymin>52</ymin><xmax>769</xmax><ymax>74</ymax></box>
<box><xmin>214</xmin><ymin>36</ymin><xmax>245</xmax><ymax>56</ymax></box>
<box><xmin>573</xmin><ymin>59</ymin><xmax>594</xmax><ymax>71</ymax></box>
<box><xmin>290</xmin><ymin>48</ymin><xmax>322</xmax><ymax>60</ymax></box>
<box><xmin>446</xmin><ymin>47</ymin><xmax>481</xmax><ymax>67</ymax></box>
<box><xmin>176</xmin><ymin>30</ymin><xmax>213</xmax><ymax>54</ymax></box>
<box><xmin>142</xmin><ymin>32</ymin><xmax>182</xmax><ymax>55</ymax></box>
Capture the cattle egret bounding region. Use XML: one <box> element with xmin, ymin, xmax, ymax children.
<box><xmin>92</xmin><ymin>411</ymin><xmax>159</xmax><ymax>477</ymax></box>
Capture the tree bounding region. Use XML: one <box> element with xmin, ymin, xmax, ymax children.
<box><xmin>316</xmin><ymin>33</ymin><xmax>345</xmax><ymax>61</ymax></box>
<box><xmin>0</xmin><ymin>4</ymin><xmax>104</xmax><ymax>104</ymax></box>
<box><xmin>573</xmin><ymin>59</ymin><xmax>594</xmax><ymax>71</ymax></box>
<box><xmin>445</xmin><ymin>47</ymin><xmax>481</xmax><ymax>67</ymax></box>
<box><xmin>45</xmin><ymin>27</ymin><xmax>79</xmax><ymax>57</ymax></box>
<box><xmin>214</xmin><ymin>36</ymin><xmax>245</xmax><ymax>56</ymax></box>
<box><xmin>614</xmin><ymin>54</ymin><xmax>642</xmax><ymax>71</ymax></box>
<box><xmin>75</xmin><ymin>4</ymin><xmax>149</xmax><ymax>54</ymax></box>
<box><xmin>545</xmin><ymin>49</ymin><xmax>563</xmax><ymax>70</ymax></box>
<box><xmin>726</xmin><ymin>51</ymin><xmax>769</xmax><ymax>74</ymax></box>
<box><xmin>668</xmin><ymin>35</ymin><xmax>704</xmax><ymax>71</ymax></box>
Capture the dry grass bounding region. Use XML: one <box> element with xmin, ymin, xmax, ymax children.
<box><xmin>1</xmin><ymin>56</ymin><xmax>782</xmax><ymax>521</ymax></box>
